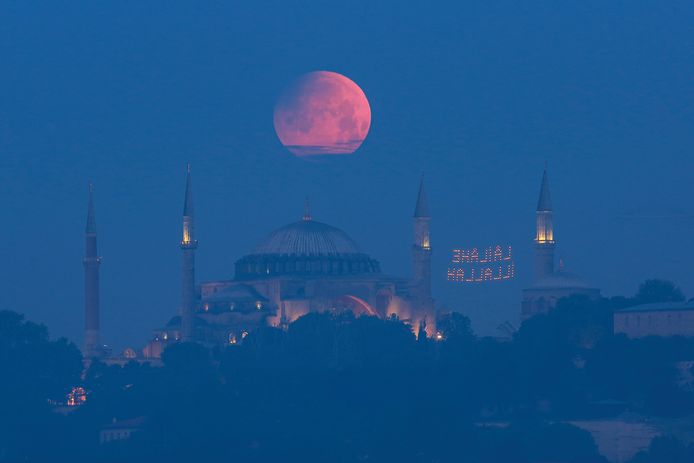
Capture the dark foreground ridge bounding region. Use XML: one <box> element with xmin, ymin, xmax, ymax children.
<box><xmin>2</xmin><ymin>279</ymin><xmax>694</xmax><ymax>462</ymax></box>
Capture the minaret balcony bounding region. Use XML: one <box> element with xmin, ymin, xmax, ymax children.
<box><xmin>180</xmin><ymin>240</ymin><xmax>198</xmax><ymax>249</ymax></box>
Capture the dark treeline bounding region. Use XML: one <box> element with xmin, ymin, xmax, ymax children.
<box><xmin>1</xmin><ymin>279</ymin><xmax>693</xmax><ymax>462</ymax></box>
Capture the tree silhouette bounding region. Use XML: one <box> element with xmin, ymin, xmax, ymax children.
<box><xmin>0</xmin><ymin>310</ymin><xmax>82</xmax><ymax>461</ymax></box>
<box><xmin>634</xmin><ymin>279</ymin><xmax>685</xmax><ymax>304</ymax></box>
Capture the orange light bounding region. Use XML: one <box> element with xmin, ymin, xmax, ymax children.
<box><xmin>67</xmin><ymin>387</ymin><xmax>87</xmax><ymax>407</ymax></box>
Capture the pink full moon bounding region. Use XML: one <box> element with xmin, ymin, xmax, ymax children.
<box><xmin>273</xmin><ymin>71</ymin><xmax>371</xmax><ymax>157</ymax></box>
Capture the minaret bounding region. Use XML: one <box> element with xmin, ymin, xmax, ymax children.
<box><xmin>417</xmin><ymin>318</ymin><xmax>428</xmax><ymax>342</ymax></box>
<box><xmin>412</xmin><ymin>177</ymin><xmax>432</xmax><ymax>301</ymax></box>
<box><xmin>180</xmin><ymin>164</ymin><xmax>198</xmax><ymax>341</ymax></box>
<box><xmin>83</xmin><ymin>182</ymin><xmax>102</xmax><ymax>358</ymax></box>
<box><xmin>534</xmin><ymin>165</ymin><xmax>555</xmax><ymax>280</ymax></box>
<box><xmin>280</xmin><ymin>302</ymin><xmax>288</xmax><ymax>330</ymax></box>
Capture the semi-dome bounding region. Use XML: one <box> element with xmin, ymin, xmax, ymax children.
<box><xmin>234</xmin><ymin>214</ymin><xmax>380</xmax><ymax>280</ymax></box>
<box><xmin>252</xmin><ymin>219</ymin><xmax>360</xmax><ymax>256</ymax></box>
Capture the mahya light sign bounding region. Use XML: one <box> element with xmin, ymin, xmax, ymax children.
<box><xmin>447</xmin><ymin>245</ymin><xmax>515</xmax><ymax>283</ymax></box>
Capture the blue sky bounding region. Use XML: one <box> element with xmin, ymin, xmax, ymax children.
<box><xmin>1</xmin><ymin>1</ymin><xmax>693</xmax><ymax>347</ymax></box>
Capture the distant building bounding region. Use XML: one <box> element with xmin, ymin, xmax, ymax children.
<box><xmin>614</xmin><ymin>300</ymin><xmax>694</xmax><ymax>338</ymax></box>
<box><xmin>99</xmin><ymin>417</ymin><xmax>146</xmax><ymax>444</ymax></box>
<box><xmin>83</xmin><ymin>183</ymin><xmax>105</xmax><ymax>359</ymax></box>
<box><xmin>569</xmin><ymin>416</ymin><xmax>661</xmax><ymax>463</ymax></box>
<box><xmin>521</xmin><ymin>167</ymin><xmax>600</xmax><ymax>321</ymax></box>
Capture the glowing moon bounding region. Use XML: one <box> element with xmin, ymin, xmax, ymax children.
<box><xmin>274</xmin><ymin>71</ymin><xmax>371</xmax><ymax>157</ymax></box>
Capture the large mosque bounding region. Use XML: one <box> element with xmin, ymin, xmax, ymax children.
<box><xmin>82</xmin><ymin>165</ymin><xmax>600</xmax><ymax>361</ymax></box>
<box><xmin>82</xmin><ymin>168</ymin><xmax>435</xmax><ymax>359</ymax></box>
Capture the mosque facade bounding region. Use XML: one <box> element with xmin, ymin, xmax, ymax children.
<box><xmin>82</xmin><ymin>168</ymin><xmax>436</xmax><ymax>359</ymax></box>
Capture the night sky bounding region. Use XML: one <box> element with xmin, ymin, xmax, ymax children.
<box><xmin>1</xmin><ymin>1</ymin><xmax>693</xmax><ymax>349</ymax></box>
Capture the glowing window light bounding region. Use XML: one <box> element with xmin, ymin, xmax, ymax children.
<box><xmin>535</xmin><ymin>212</ymin><xmax>554</xmax><ymax>244</ymax></box>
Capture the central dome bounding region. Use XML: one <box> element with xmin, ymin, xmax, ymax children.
<box><xmin>252</xmin><ymin>218</ymin><xmax>360</xmax><ymax>256</ymax></box>
<box><xmin>234</xmin><ymin>213</ymin><xmax>381</xmax><ymax>280</ymax></box>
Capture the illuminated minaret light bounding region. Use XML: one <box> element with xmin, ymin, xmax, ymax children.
<box><xmin>180</xmin><ymin>164</ymin><xmax>198</xmax><ymax>341</ymax></box>
<box><xmin>412</xmin><ymin>177</ymin><xmax>432</xmax><ymax>301</ymax></box>
<box><xmin>534</xmin><ymin>165</ymin><xmax>555</xmax><ymax>280</ymax></box>
<box><xmin>83</xmin><ymin>182</ymin><xmax>102</xmax><ymax>358</ymax></box>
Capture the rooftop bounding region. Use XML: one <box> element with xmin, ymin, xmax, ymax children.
<box><xmin>617</xmin><ymin>300</ymin><xmax>694</xmax><ymax>313</ymax></box>
<box><xmin>531</xmin><ymin>270</ymin><xmax>596</xmax><ymax>290</ymax></box>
